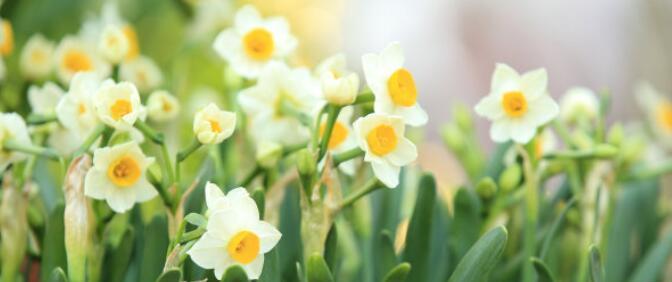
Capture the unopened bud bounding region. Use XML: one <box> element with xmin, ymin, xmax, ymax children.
<box><xmin>453</xmin><ymin>104</ymin><xmax>473</xmax><ymax>132</ymax></box>
<box><xmin>296</xmin><ymin>149</ymin><xmax>316</xmax><ymax>177</ymax></box>
<box><xmin>63</xmin><ymin>156</ymin><xmax>95</xmax><ymax>282</ymax></box>
<box><xmin>476</xmin><ymin>177</ymin><xmax>497</xmax><ymax>200</ymax></box>
<box><xmin>499</xmin><ymin>164</ymin><xmax>522</xmax><ymax>192</ymax></box>
<box><xmin>256</xmin><ymin>141</ymin><xmax>282</xmax><ymax>169</ymax></box>
<box><xmin>607</xmin><ymin>123</ymin><xmax>624</xmax><ymax>146</ymax></box>
<box><xmin>0</xmin><ymin>174</ymin><xmax>28</xmax><ymax>282</ymax></box>
<box><xmin>441</xmin><ymin>123</ymin><xmax>464</xmax><ymax>152</ymax></box>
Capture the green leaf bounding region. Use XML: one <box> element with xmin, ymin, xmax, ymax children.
<box><xmin>49</xmin><ymin>267</ymin><xmax>68</xmax><ymax>282</ymax></box>
<box><xmin>531</xmin><ymin>257</ymin><xmax>556</xmax><ymax>282</ymax></box>
<box><xmin>277</xmin><ymin>186</ymin><xmax>303</xmax><ymax>281</ymax></box>
<box><xmin>306</xmin><ymin>253</ymin><xmax>334</xmax><ymax>282</ymax></box>
<box><xmin>377</xmin><ymin>230</ymin><xmax>398</xmax><ymax>277</ymax></box>
<box><xmin>449</xmin><ymin>188</ymin><xmax>482</xmax><ymax>261</ymax></box>
<box><xmin>382</xmin><ymin>262</ymin><xmax>411</xmax><ymax>282</ymax></box>
<box><xmin>323</xmin><ymin>223</ymin><xmax>338</xmax><ymax>272</ymax></box>
<box><xmin>402</xmin><ymin>173</ymin><xmax>437</xmax><ymax>282</ymax></box>
<box><xmin>155</xmin><ymin>268</ymin><xmax>182</xmax><ymax>282</ymax></box>
<box><xmin>41</xmin><ymin>203</ymin><xmax>67</xmax><ymax>282</ymax></box>
<box><xmin>104</xmin><ymin>227</ymin><xmax>135</xmax><ymax>282</ymax></box>
<box><xmin>139</xmin><ymin>214</ymin><xmax>169</xmax><ymax>282</ymax></box>
<box><xmin>251</xmin><ymin>189</ymin><xmax>265</xmax><ymax>219</ymax></box>
<box><xmin>184</xmin><ymin>213</ymin><xmax>207</xmax><ymax>228</ymax></box>
<box><xmin>589</xmin><ymin>245</ymin><xmax>605</xmax><ymax>282</ymax></box>
<box><xmin>448</xmin><ymin>226</ymin><xmax>508</xmax><ymax>282</ymax></box>
<box><xmin>258</xmin><ymin>248</ymin><xmax>280</xmax><ymax>282</ymax></box>
<box><xmin>628</xmin><ymin>231</ymin><xmax>672</xmax><ymax>282</ymax></box>
<box><xmin>540</xmin><ymin>197</ymin><xmax>577</xmax><ymax>259</ymax></box>
<box><xmin>222</xmin><ymin>265</ymin><xmax>250</xmax><ymax>282</ymax></box>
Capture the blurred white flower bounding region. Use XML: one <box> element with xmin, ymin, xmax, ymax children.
<box><xmin>560</xmin><ymin>87</ymin><xmax>599</xmax><ymax>124</ymax></box>
<box><xmin>320</xmin><ymin>106</ymin><xmax>357</xmax><ymax>175</ymax></box>
<box><xmin>93</xmin><ymin>80</ymin><xmax>147</xmax><ymax>130</ymax></box>
<box><xmin>79</xmin><ymin>2</ymin><xmax>139</xmax><ymax>60</ymax></box>
<box><xmin>238</xmin><ymin>62</ymin><xmax>321</xmax><ymax>145</ymax></box>
<box><xmin>28</xmin><ymin>82</ymin><xmax>64</xmax><ymax>115</ymax></box>
<box><xmin>147</xmin><ymin>90</ymin><xmax>180</xmax><ymax>122</ymax></box>
<box><xmin>84</xmin><ymin>141</ymin><xmax>157</xmax><ymax>213</ymax></box>
<box><xmin>353</xmin><ymin>113</ymin><xmax>417</xmax><ymax>188</ymax></box>
<box><xmin>0</xmin><ymin>113</ymin><xmax>31</xmax><ymax>173</ymax></box>
<box><xmin>120</xmin><ymin>55</ymin><xmax>163</xmax><ymax>93</ymax></box>
<box><xmin>316</xmin><ymin>53</ymin><xmax>359</xmax><ymax>106</ymax></box>
<box><xmin>213</xmin><ymin>5</ymin><xmax>297</xmax><ymax>78</ymax></box>
<box><xmin>20</xmin><ymin>34</ymin><xmax>55</xmax><ymax>80</ymax></box>
<box><xmin>54</xmin><ymin>36</ymin><xmax>110</xmax><ymax>85</ymax></box>
<box><xmin>362</xmin><ymin>42</ymin><xmax>427</xmax><ymax>127</ymax></box>
<box><xmin>189</xmin><ymin>0</ymin><xmax>234</xmax><ymax>38</ymax></box>
<box><xmin>56</xmin><ymin>72</ymin><xmax>103</xmax><ymax>139</ymax></box>
<box><xmin>98</xmin><ymin>25</ymin><xmax>129</xmax><ymax>64</ymax></box>
<box><xmin>188</xmin><ymin>182</ymin><xmax>281</xmax><ymax>280</ymax></box>
<box><xmin>256</xmin><ymin>141</ymin><xmax>282</xmax><ymax>169</ymax></box>
<box><xmin>636</xmin><ymin>82</ymin><xmax>672</xmax><ymax>146</ymax></box>
<box><xmin>475</xmin><ymin>64</ymin><xmax>559</xmax><ymax>144</ymax></box>
<box><xmin>193</xmin><ymin>103</ymin><xmax>236</xmax><ymax>145</ymax></box>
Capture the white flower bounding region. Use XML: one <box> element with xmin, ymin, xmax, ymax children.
<box><xmin>147</xmin><ymin>90</ymin><xmax>180</xmax><ymax>122</ymax></box>
<box><xmin>189</xmin><ymin>0</ymin><xmax>234</xmax><ymax>38</ymax></box>
<box><xmin>560</xmin><ymin>87</ymin><xmax>599</xmax><ymax>124</ymax></box>
<box><xmin>320</xmin><ymin>106</ymin><xmax>358</xmax><ymax>175</ymax></box>
<box><xmin>28</xmin><ymin>82</ymin><xmax>64</xmax><ymax>115</ymax></box>
<box><xmin>316</xmin><ymin>53</ymin><xmax>359</xmax><ymax>106</ymax></box>
<box><xmin>193</xmin><ymin>103</ymin><xmax>236</xmax><ymax>145</ymax></box>
<box><xmin>93</xmin><ymin>80</ymin><xmax>147</xmax><ymax>130</ymax></box>
<box><xmin>54</xmin><ymin>36</ymin><xmax>110</xmax><ymax>85</ymax></box>
<box><xmin>20</xmin><ymin>34</ymin><xmax>55</xmax><ymax>80</ymax></box>
<box><xmin>98</xmin><ymin>25</ymin><xmax>129</xmax><ymax>64</ymax></box>
<box><xmin>119</xmin><ymin>55</ymin><xmax>163</xmax><ymax>93</ymax></box>
<box><xmin>0</xmin><ymin>113</ymin><xmax>32</xmax><ymax>173</ymax></box>
<box><xmin>475</xmin><ymin>64</ymin><xmax>559</xmax><ymax>144</ymax></box>
<box><xmin>213</xmin><ymin>5</ymin><xmax>297</xmax><ymax>78</ymax></box>
<box><xmin>362</xmin><ymin>42</ymin><xmax>427</xmax><ymax>127</ymax></box>
<box><xmin>56</xmin><ymin>72</ymin><xmax>103</xmax><ymax>139</ymax></box>
<box><xmin>188</xmin><ymin>182</ymin><xmax>281</xmax><ymax>280</ymax></box>
<box><xmin>353</xmin><ymin>113</ymin><xmax>417</xmax><ymax>188</ymax></box>
<box><xmin>238</xmin><ymin>62</ymin><xmax>321</xmax><ymax>145</ymax></box>
<box><xmin>84</xmin><ymin>141</ymin><xmax>157</xmax><ymax>212</ymax></box>
<box><xmin>79</xmin><ymin>2</ymin><xmax>139</xmax><ymax>60</ymax></box>
<box><xmin>636</xmin><ymin>82</ymin><xmax>672</xmax><ymax>145</ymax></box>
<box><xmin>256</xmin><ymin>141</ymin><xmax>282</xmax><ymax>169</ymax></box>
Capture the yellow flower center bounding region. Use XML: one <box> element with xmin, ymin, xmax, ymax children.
<box><xmin>162</xmin><ymin>98</ymin><xmax>173</xmax><ymax>112</ymax></box>
<box><xmin>502</xmin><ymin>91</ymin><xmax>528</xmax><ymax>118</ymax></box>
<box><xmin>243</xmin><ymin>28</ymin><xmax>274</xmax><ymax>61</ymax></box>
<box><xmin>63</xmin><ymin>50</ymin><xmax>93</xmax><ymax>73</ymax></box>
<box><xmin>387</xmin><ymin>68</ymin><xmax>417</xmax><ymax>107</ymax></box>
<box><xmin>31</xmin><ymin>49</ymin><xmax>47</xmax><ymax>64</ymax></box>
<box><xmin>122</xmin><ymin>25</ymin><xmax>140</xmax><ymax>59</ymax></box>
<box><xmin>366</xmin><ymin>124</ymin><xmax>398</xmax><ymax>156</ymax></box>
<box><xmin>0</xmin><ymin>20</ymin><xmax>13</xmax><ymax>56</ymax></box>
<box><xmin>107</xmin><ymin>156</ymin><xmax>142</xmax><ymax>187</ymax></box>
<box><xmin>657</xmin><ymin>102</ymin><xmax>672</xmax><ymax>132</ymax></box>
<box><xmin>78</xmin><ymin>103</ymin><xmax>87</xmax><ymax>115</ymax></box>
<box><xmin>209</xmin><ymin>119</ymin><xmax>222</xmax><ymax>133</ymax></box>
<box><xmin>110</xmin><ymin>99</ymin><xmax>133</xmax><ymax>120</ymax></box>
<box><xmin>227</xmin><ymin>230</ymin><xmax>260</xmax><ymax>264</ymax></box>
<box><xmin>320</xmin><ymin>121</ymin><xmax>349</xmax><ymax>149</ymax></box>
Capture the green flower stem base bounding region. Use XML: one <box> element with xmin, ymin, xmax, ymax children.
<box><xmin>135</xmin><ymin>120</ymin><xmax>164</xmax><ymax>144</ymax></box>
<box><xmin>338</xmin><ymin>178</ymin><xmax>383</xmax><ymax>212</ymax></box>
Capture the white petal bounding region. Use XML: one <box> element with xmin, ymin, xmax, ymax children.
<box><xmin>207</xmin><ymin>209</ymin><xmax>255</xmax><ymax>239</ymax></box>
<box><xmin>361</xmin><ymin>53</ymin><xmax>384</xmax><ymax>94</ymax></box>
<box><xmin>371</xmin><ymin>161</ymin><xmax>400</xmax><ymax>188</ymax></box>
<box><xmin>213</xmin><ymin>30</ymin><xmax>240</xmax><ymax>61</ymax></box>
<box><xmin>490</xmin><ymin>120</ymin><xmax>511</xmax><ymax>143</ymax></box>
<box><xmin>380</xmin><ymin>42</ymin><xmax>404</xmax><ymax>74</ymax></box>
<box><xmin>474</xmin><ymin>95</ymin><xmax>504</xmax><ymax>120</ymax></box>
<box><xmin>84</xmin><ymin>170</ymin><xmax>110</xmax><ymax>200</ymax></box>
<box><xmin>106</xmin><ymin>188</ymin><xmax>136</xmax><ymax>213</ymax></box>
<box><xmin>521</xmin><ymin>68</ymin><xmax>548</xmax><ymax>100</ymax></box>
<box><xmin>242</xmin><ymin>255</ymin><xmax>264</xmax><ymax>280</ymax></box>
<box><xmin>509</xmin><ymin>119</ymin><xmax>537</xmax><ymax>144</ymax></box>
<box><xmin>133</xmin><ymin>179</ymin><xmax>158</xmax><ymax>202</ymax></box>
<box><xmin>251</xmin><ymin>221</ymin><xmax>282</xmax><ymax>253</ymax></box>
<box><xmin>235</xmin><ymin>5</ymin><xmax>261</xmax><ymax>32</ymax></box>
<box><xmin>388</xmin><ymin>138</ymin><xmax>417</xmax><ymax>166</ymax></box>
<box><xmin>491</xmin><ymin>64</ymin><xmax>520</xmax><ymax>94</ymax></box>
<box><xmin>527</xmin><ymin>94</ymin><xmax>560</xmax><ymax>126</ymax></box>
<box><xmin>205</xmin><ymin>182</ymin><xmax>225</xmax><ymax>210</ymax></box>
<box><xmin>188</xmin><ymin>232</ymin><xmax>228</xmax><ymax>270</ymax></box>
<box><xmin>394</xmin><ymin>103</ymin><xmax>428</xmax><ymax>127</ymax></box>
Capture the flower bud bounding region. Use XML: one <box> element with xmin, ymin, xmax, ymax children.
<box><xmin>20</xmin><ymin>34</ymin><xmax>54</xmax><ymax>80</ymax></box>
<box><xmin>256</xmin><ymin>141</ymin><xmax>282</xmax><ymax>168</ymax></box>
<box><xmin>607</xmin><ymin>123</ymin><xmax>624</xmax><ymax>146</ymax></box>
<box><xmin>296</xmin><ymin>148</ymin><xmax>316</xmax><ymax>177</ymax></box>
<box><xmin>476</xmin><ymin>177</ymin><xmax>497</xmax><ymax>200</ymax></box>
<box><xmin>193</xmin><ymin>103</ymin><xmax>236</xmax><ymax>145</ymax></box>
<box><xmin>441</xmin><ymin>123</ymin><xmax>464</xmax><ymax>152</ymax></box>
<box><xmin>147</xmin><ymin>90</ymin><xmax>180</xmax><ymax>122</ymax></box>
<box><xmin>0</xmin><ymin>174</ymin><xmax>28</xmax><ymax>282</ymax></box>
<box><xmin>321</xmin><ymin>72</ymin><xmax>359</xmax><ymax>106</ymax></box>
<box><xmin>453</xmin><ymin>104</ymin><xmax>473</xmax><ymax>133</ymax></box>
<box><xmin>98</xmin><ymin>25</ymin><xmax>129</xmax><ymax>64</ymax></box>
<box><xmin>63</xmin><ymin>156</ymin><xmax>95</xmax><ymax>282</ymax></box>
<box><xmin>559</xmin><ymin>87</ymin><xmax>599</xmax><ymax>124</ymax></box>
<box><xmin>499</xmin><ymin>163</ymin><xmax>522</xmax><ymax>192</ymax></box>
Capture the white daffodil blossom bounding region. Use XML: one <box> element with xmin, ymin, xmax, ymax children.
<box><xmin>20</xmin><ymin>34</ymin><xmax>55</xmax><ymax>80</ymax></box>
<box><xmin>119</xmin><ymin>55</ymin><xmax>163</xmax><ymax>93</ymax></box>
<box><xmin>353</xmin><ymin>113</ymin><xmax>418</xmax><ymax>188</ymax></box>
<box><xmin>79</xmin><ymin>2</ymin><xmax>139</xmax><ymax>60</ymax></box>
<box><xmin>98</xmin><ymin>24</ymin><xmax>130</xmax><ymax>64</ymax></box>
<box><xmin>188</xmin><ymin>0</ymin><xmax>234</xmax><ymax>38</ymax></box>
<box><xmin>0</xmin><ymin>19</ymin><xmax>13</xmax><ymax>56</ymax></box>
<box><xmin>362</xmin><ymin>42</ymin><xmax>427</xmax><ymax>127</ymax></box>
<box><xmin>188</xmin><ymin>182</ymin><xmax>281</xmax><ymax>280</ymax></box>
<box><xmin>475</xmin><ymin>64</ymin><xmax>559</xmax><ymax>144</ymax></box>
<box><xmin>560</xmin><ymin>87</ymin><xmax>599</xmax><ymax>124</ymax></box>
<box><xmin>193</xmin><ymin>103</ymin><xmax>236</xmax><ymax>145</ymax></box>
<box><xmin>54</xmin><ymin>36</ymin><xmax>110</xmax><ymax>85</ymax></box>
<box><xmin>56</xmin><ymin>72</ymin><xmax>103</xmax><ymax>139</ymax></box>
<box><xmin>316</xmin><ymin>53</ymin><xmax>359</xmax><ymax>106</ymax></box>
<box><xmin>92</xmin><ymin>79</ymin><xmax>147</xmax><ymax>130</ymax></box>
<box><xmin>320</xmin><ymin>106</ymin><xmax>358</xmax><ymax>175</ymax></box>
<box><xmin>238</xmin><ymin>62</ymin><xmax>322</xmax><ymax>145</ymax></box>
<box><xmin>28</xmin><ymin>82</ymin><xmax>64</xmax><ymax>115</ymax></box>
<box><xmin>147</xmin><ymin>90</ymin><xmax>180</xmax><ymax>122</ymax></box>
<box><xmin>213</xmin><ymin>5</ymin><xmax>297</xmax><ymax>78</ymax></box>
<box><xmin>0</xmin><ymin>113</ymin><xmax>32</xmax><ymax>173</ymax></box>
<box><xmin>635</xmin><ymin>82</ymin><xmax>672</xmax><ymax>147</ymax></box>
<box><xmin>84</xmin><ymin>141</ymin><xmax>157</xmax><ymax>213</ymax></box>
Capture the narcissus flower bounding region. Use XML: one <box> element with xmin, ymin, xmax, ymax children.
<box><xmin>475</xmin><ymin>64</ymin><xmax>559</xmax><ymax>144</ymax></box>
<box><xmin>28</xmin><ymin>82</ymin><xmax>64</xmax><ymax>115</ymax></box>
<box><xmin>147</xmin><ymin>90</ymin><xmax>180</xmax><ymax>122</ymax></box>
<box><xmin>353</xmin><ymin>113</ymin><xmax>417</xmax><ymax>188</ymax></box>
<box><xmin>362</xmin><ymin>42</ymin><xmax>427</xmax><ymax>127</ymax></box>
<box><xmin>20</xmin><ymin>34</ymin><xmax>55</xmax><ymax>80</ymax></box>
<box><xmin>84</xmin><ymin>141</ymin><xmax>157</xmax><ymax>212</ymax></box>
<box><xmin>213</xmin><ymin>5</ymin><xmax>297</xmax><ymax>78</ymax></box>
<box><xmin>636</xmin><ymin>82</ymin><xmax>672</xmax><ymax>145</ymax></box>
<box><xmin>119</xmin><ymin>55</ymin><xmax>163</xmax><ymax>93</ymax></box>
<box><xmin>56</xmin><ymin>72</ymin><xmax>103</xmax><ymax>139</ymax></box>
<box><xmin>193</xmin><ymin>103</ymin><xmax>236</xmax><ymax>145</ymax></box>
<box><xmin>188</xmin><ymin>182</ymin><xmax>281</xmax><ymax>280</ymax></box>
<box><xmin>0</xmin><ymin>19</ymin><xmax>13</xmax><ymax>56</ymax></box>
<box><xmin>93</xmin><ymin>80</ymin><xmax>147</xmax><ymax>130</ymax></box>
<box><xmin>320</xmin><ymin>106</ymin><xmax>357</xmax><ymax>175</ymax></box>
<box><xmin>98</xmin><ymin>25</ymin><xmax>130</xmax><ymax>64</ymax></box>
<box><xmin>560</xmin><ymin>87</ymin><xmax>599</xmax><ymax>124</ymax></box>
<box><xmin>54</xmin><ymin>36</ymin><xmax>109</xmax><ymax>85</ymax></box>
<box><xmin>316</xmin><ymin>53</ymin><xmax>359</xmax><ymax>106</ymax></box>
<box><xmin>0</xmin><ymin>113</ymin><xmax>32</xmax><ymax>173</ymax></box>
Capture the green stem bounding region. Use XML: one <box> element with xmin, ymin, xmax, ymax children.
<box><xmin>353</xmin><ymin>91</ymin><xmax>374</xmax><ymax>104</ymax></box>
<box><xmin>160</xmin><ymin>142</ymin><xmax>175</xmax><ymax>187</ymax></box>
<box><xmin>333</xmin><ymin>148</ymin><xmax>364</xmax><ymax>167</ymax></box>
<box><xmin>240</xmin><ymin>165</ymin><xmax>262</xmax><ymax>187</ymax></box>
<box><xmin>179</xmin><ymin>228</ymin><xmax>205</xmax><ymax>244</ymax></box>
<box><xmin>311</xmin><ymin>105</ymin><xmax>328</xmax><ymax>150</ymax></box>
<box><xmin>72</xmin><ymin>124</ymin><xmax>107</xmax><ymax>157</ymax></box>
<box><xmin>337</xmin><ymin>178</ymin><xmax>383</xmax><ymax>212</ymax></box>
<box><xmin>517</xmin><ymin>144</ymin><xmax>538</xmax><ymax>282</ymax></box>
<box><xmin>135</xmin><ymin>120</ymin><xmax>164</xmax><ymax>144</ymax></box>
<box><xmin>175</xmin><ymin>138</ymin><xmax>202</xmax><ymax>184</ymax></box>
<box><xmin>318</xmin><ymin>105</ymin><xmax>342</xmax><ymax>161</ymax></box>
<box><xmin>26</xmin><ymin>113</ymin><xmax>58</xmax><ymax>125</ymax></box>
<box><xmin>283</xmin><ymin>142</ymin><xmax>308</xmax><ymax>157</ymax></box>
<box><xmin>3</xmin><ymin>139</ymin><xmax>60</xmax><ymax>161</ymax></box>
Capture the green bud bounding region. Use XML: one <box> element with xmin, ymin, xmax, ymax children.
<box><xmin>256</xmin><ymin>141</ymin><xmax>282</xmax><ymax>169</ymax></box>
<box><xmin>606</xmin><ymin>123</ymin><xmax>624</xmax><ymax>146</ymax></box>
<box><xmin>441</xmin><ymin>123</ymin><xmax>464</xmax><ymax>152</ymax></box>
<box><xmin>454</xmin><ymin>104</ymin><xmax>473</xmax><ymax>132</ymax></box>
<box><xmin>223</xmin><ymin>66</ymin><xmax>243</xmax><ymax>91</ymax></box>
<box><xmin>592</xmin><ymin>144</ymin><xmax>618</xmax><ymax>158</ymax></box>
<box><xmin>476</xmin><ymin>177</ymin><xmax>497</xmax><ymax>200</ymax></box>
<box><xmin>499</xmin><ymin>164</ymin><xmax>522</xmax><ymax>192</ymax></box>
<box><xmin>296</xmin><ymin>148</ymin><xmax>316</xmax><ymax>176</ymax></box>
<box><xmin>570</xmin><ymin>131</ymin><xmax>594</xmax><ymax>150</ymax></box>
